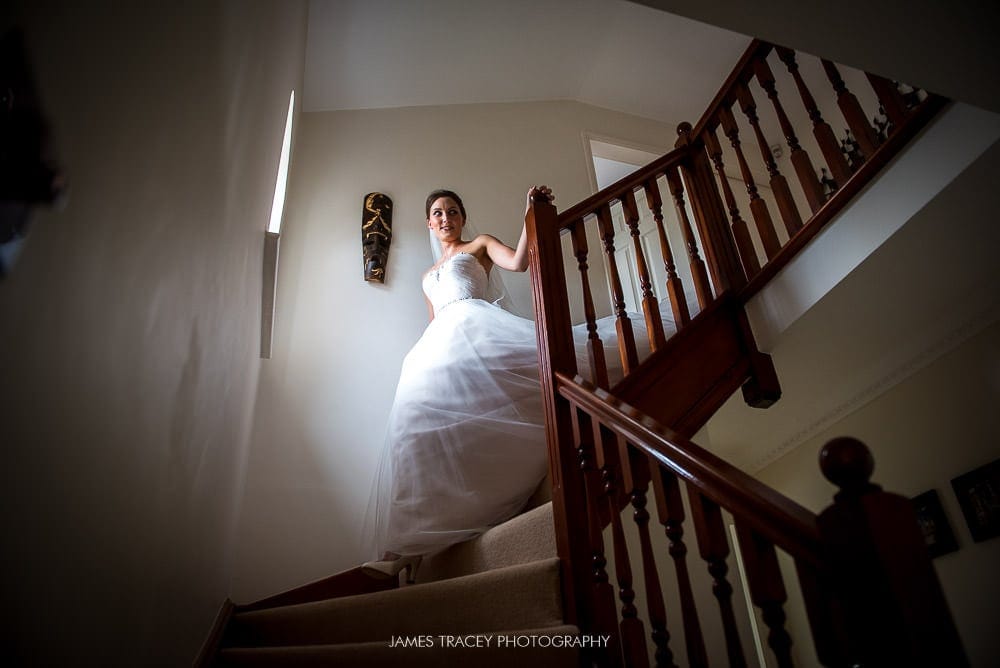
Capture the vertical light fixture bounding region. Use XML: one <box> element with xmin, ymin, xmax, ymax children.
<box><xmin>261</xmin><ymin>90</ymin><xmax>295</xmax><ymax>359</ymax></box>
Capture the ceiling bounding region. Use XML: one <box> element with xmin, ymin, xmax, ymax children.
<box><xmin>303</xmin><ymin>0</ymin><xmax>751</xmax><ymax>124</ymax></box>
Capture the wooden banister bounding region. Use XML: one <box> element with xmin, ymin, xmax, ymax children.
<box><xmin>558</xmin><ymin>147</ymin><xmax>690</xmax><ymax>225</ymax></box>
<box><xmin>689</xmin><ymin>39</ymin><xmax>774</xmax><ymax>141</ymax></box>
<box><xmin>548</xmin><ymin>37</ymin><xmax>946</xmax><ymax>363</ymax></box>
<box><xmin>555</xmin><ymin>374</ymin><xmax>822</xmax><ymax>563</ymax></box>
<box><xmin>553</xmin><ymin>375</ymin><xmax>965</xmax><ymax>666</ymax></box>
<box><xmin>525</xmin><ymin>36</ymin><xmax>958</xmax><ymax>668</ymax></box>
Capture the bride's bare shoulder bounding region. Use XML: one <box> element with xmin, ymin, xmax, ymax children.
<box><xmin>465</xmin><ymin>234</ymin><xmax>500</xmax><ymax>252</ymax></box>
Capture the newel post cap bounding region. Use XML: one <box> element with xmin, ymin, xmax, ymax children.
<box><xmin>674</xmin><ymin>122</ymin><xmax>693</xmax><ymax>149</ymax></box>
<box><xmin>820</xmin><ymin>437</ymin><xmax>878</xmax><ymax>497</ymax></box>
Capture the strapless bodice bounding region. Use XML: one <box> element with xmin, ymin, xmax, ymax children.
<box><xmin>422</xmin><ymin>253</ymin><xmax>488</xmax><ymax>314</ymax></box>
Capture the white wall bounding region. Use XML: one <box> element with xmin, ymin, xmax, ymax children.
<box><xmin>231</xmin><ymin>100</ymin><xmax>675</xmax><ymax>601</ymax></box>
<box><xmin>0</xmin><ymin>1</ymin><xmax>306</xmax><ymax>664</ymax></box>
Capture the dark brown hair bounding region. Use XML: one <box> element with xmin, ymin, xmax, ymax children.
<box><xmin>425</xmin><ymin>189</ymin><xmax>467</xmax><ymax>221</ymax></box>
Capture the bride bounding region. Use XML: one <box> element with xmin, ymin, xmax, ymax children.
<box><xmin>363</xmin><ymin>186</ymin><xmax>554</xmax><ymax>583</ymax></box>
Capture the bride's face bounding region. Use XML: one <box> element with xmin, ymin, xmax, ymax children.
<box><xmin>427</xmin><ymin>197</ymin><xmax>465</xmax><ymax>242</ymax></box>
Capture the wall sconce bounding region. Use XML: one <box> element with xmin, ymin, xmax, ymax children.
<box><xmin>362</xmin><ymin>192</ymin><xmax>392</xmax><ymax>283</ymax></box>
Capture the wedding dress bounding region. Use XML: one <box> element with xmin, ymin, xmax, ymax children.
<box><xmin>368</xmin><ymin>252</ymin><xmax>548</xmax><ymax>557</ymax></box>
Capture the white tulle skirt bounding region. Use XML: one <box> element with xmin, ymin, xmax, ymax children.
<box><xmin>366</xmin><ymin>298</ymin><xmax>548</xmax><ymax>558</ymax></box>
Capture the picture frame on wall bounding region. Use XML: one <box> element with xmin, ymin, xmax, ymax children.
<box><xmin>951</xmin><ymin>458</ymin><xmax>1000</xmax><ymax>543</ymax></box>
<box><xmin>911</xmin><ymin>489</ymin><xmax>959</xmax><ymax>558</ymax></box>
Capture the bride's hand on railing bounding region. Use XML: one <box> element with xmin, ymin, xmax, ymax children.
<box><xmin>508</xmin><ymin>186</ymin><xmax>555</xmax><ymax>272</ymax></box>
<box><xmin>526</xmin><ymin>185</ymin><xmax>554</xmax><ymax>214</ymax></box>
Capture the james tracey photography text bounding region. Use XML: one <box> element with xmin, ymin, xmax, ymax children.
<box><xmin>388</xmin><ymin>634</ymin><xmax>612</xmax><ymax>649</ymax></box>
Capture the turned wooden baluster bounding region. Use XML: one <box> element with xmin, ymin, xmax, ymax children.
<box><xmin>622</xmin><ymin>189</ymin><xmax>667</xmax><ymax>351</ymax></box>
<box><xmin>734</xmin><ymin>523</ymin><xmax>794</xmax><ymax>668</ymax></box>
<box><xmin>689</xmin><ymin>490</ymin><xmax>747</xmax><ymax>668</ymax></box>
<box><xmin>641</xmin><ymin>177</ymin><xmax>691</xmax><ymax>329</ymax></box>
<box><xmin>865</xmin><ymin>73</ymin><xmax>908</xmax><ymax>133</ymax></box>
<box><xmin>664</xmin><ymin>166</ymin><xmax>711</xmax><ymax>313</ymax></box>
<box><xmin>703</xmin><ymin>125</ymin><xmax>761</xmax><ymax>278</ymax></box>
<box><xmin>775</xmin><ymin>47</ymin><xmax>853</xmax><ymax>189</ymax></box>
<box><xmin>718</xmin><ymin>103</ymin><xmax>782</xmax><ymax>260</ymax></box>
<box><xmin>570</xmin><ymin>220</ymin><xmax>610</xmax><ymax>389</ymax></box>
<box><xmin>792</xmin><ymin>558</ymin><xmax>846</xmax><ymax>667</ymax></box>
<box><xmin>595</xmin><ymin>424</ymin><xmax>649</xmax><ymax>668</ymax></box>
<box><xmin>596</xmin><ymin>203</ymin><xmax>640</xmax><ymax>375</ymax></box>
<box><xmin>571</xmin><ymin>406</ymin><xmax>623</xmax><ymax>665</ymax></box>
<box><xmin>652</xmin><ymin>467</ymin><xmax>708</xmax><ymax>668</ymax></box>
<box><xmin>821</xmin><ymin>59</ymin><xmax>880</xmax><ymax>159</ymax></box>
<box><xmin>619</xmin><ymin>440</ymin><xmax>676</xmax><ymax>667</ymax></box>
<box><xmin>753</xmin><ymin>57</ymin><xmax>826</xmax><ymax>214</ymax></box>
<box><xmin>736</xmin><ymin>82</ymin><xmax>803</xmax><ymax>238</ymax></box>
<box><xmin>676</xmin><ymin>123</ymin><xmax>748</xmax><ymax>294</ymax></box>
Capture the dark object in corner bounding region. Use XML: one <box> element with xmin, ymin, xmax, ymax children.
<box><xmin>0</xmin><ymin>28</ymin><xmax>67</xmax><ymax>278</ymax></box>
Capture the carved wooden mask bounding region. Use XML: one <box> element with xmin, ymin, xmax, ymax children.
<box><xmin>361</xmin><ymin>192</ymin><xmax>393</xmax><ymax>283</ymax></box>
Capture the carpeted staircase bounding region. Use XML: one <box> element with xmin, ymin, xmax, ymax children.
<box><xmin>213</xmin><ymin>502</ymin><xmax>583</xmax><ymax>666</ymax></box>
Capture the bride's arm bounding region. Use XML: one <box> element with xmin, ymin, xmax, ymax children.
<box><xmin>484</xmin><ymin>186</ymin><xmax>554</xmax><ymax>273</ymax></box>
<box><xmin>483</xmin><ymin>228</ymin><xmax>528</xmax><ymax>273</ymax></box>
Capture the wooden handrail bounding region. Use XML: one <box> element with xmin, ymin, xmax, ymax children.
<box><xmin>557</xmin><ymin>145</ymin><xmax>691</xmax><ymax>226</ymax></box>
<box><xmin>688</xmin><ymin>40</ymin><xmax>774</xmax><ymax>140</ymax></box>
<box><xmin>555</xmin><ymin>371</ymin><xmax>822</xmax><ymax>566</ymax></box>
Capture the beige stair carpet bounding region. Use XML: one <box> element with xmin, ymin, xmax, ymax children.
<box><xmin>217</xmin><ymin>623</ymin><xmax>582</xmax><ymax>667</ymax></box>
<box><xmin>229</xmin><ymin>557</ymin><xmax>563</xmax><ymax>647</ymax></box>
<box><xmin>417</xmin><ymin>501</ymin><xmax>556</xmax><ymax>584</ymax></box>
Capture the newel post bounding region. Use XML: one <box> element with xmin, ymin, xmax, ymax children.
<box><xmin>525</xmin><ymin>194</ymin><xmax>594</xmax><ymax>639</ymax></box>
<box><xmin>675</xmin><ymin>122</ymin><xmax>747</xmax><ymax>296</ymax></box>
<box><xmin>816</xmin><ymin>437</ymin><xmax>968</xmax><ymax>667</ymax></box>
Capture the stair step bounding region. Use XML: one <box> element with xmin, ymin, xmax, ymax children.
<box><xmin>217</xmin><ymin>623</ymin><xmax>582</xmax><ymax>667</ymax></box>
<box><xmin>228</xmin><ymin>558</ymin><xmax>563</xmax><ymax>647</ymax></box>
<box><xmin>418</xmin><ymin>501</ymin><xmax>556</xmax><ymax>583</ymax></box>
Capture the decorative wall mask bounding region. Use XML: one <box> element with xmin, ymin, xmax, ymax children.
<box><xmin>361</xmin><ymin>192</ymin><xmax>393</xmax><ymax>283</ymax></box>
